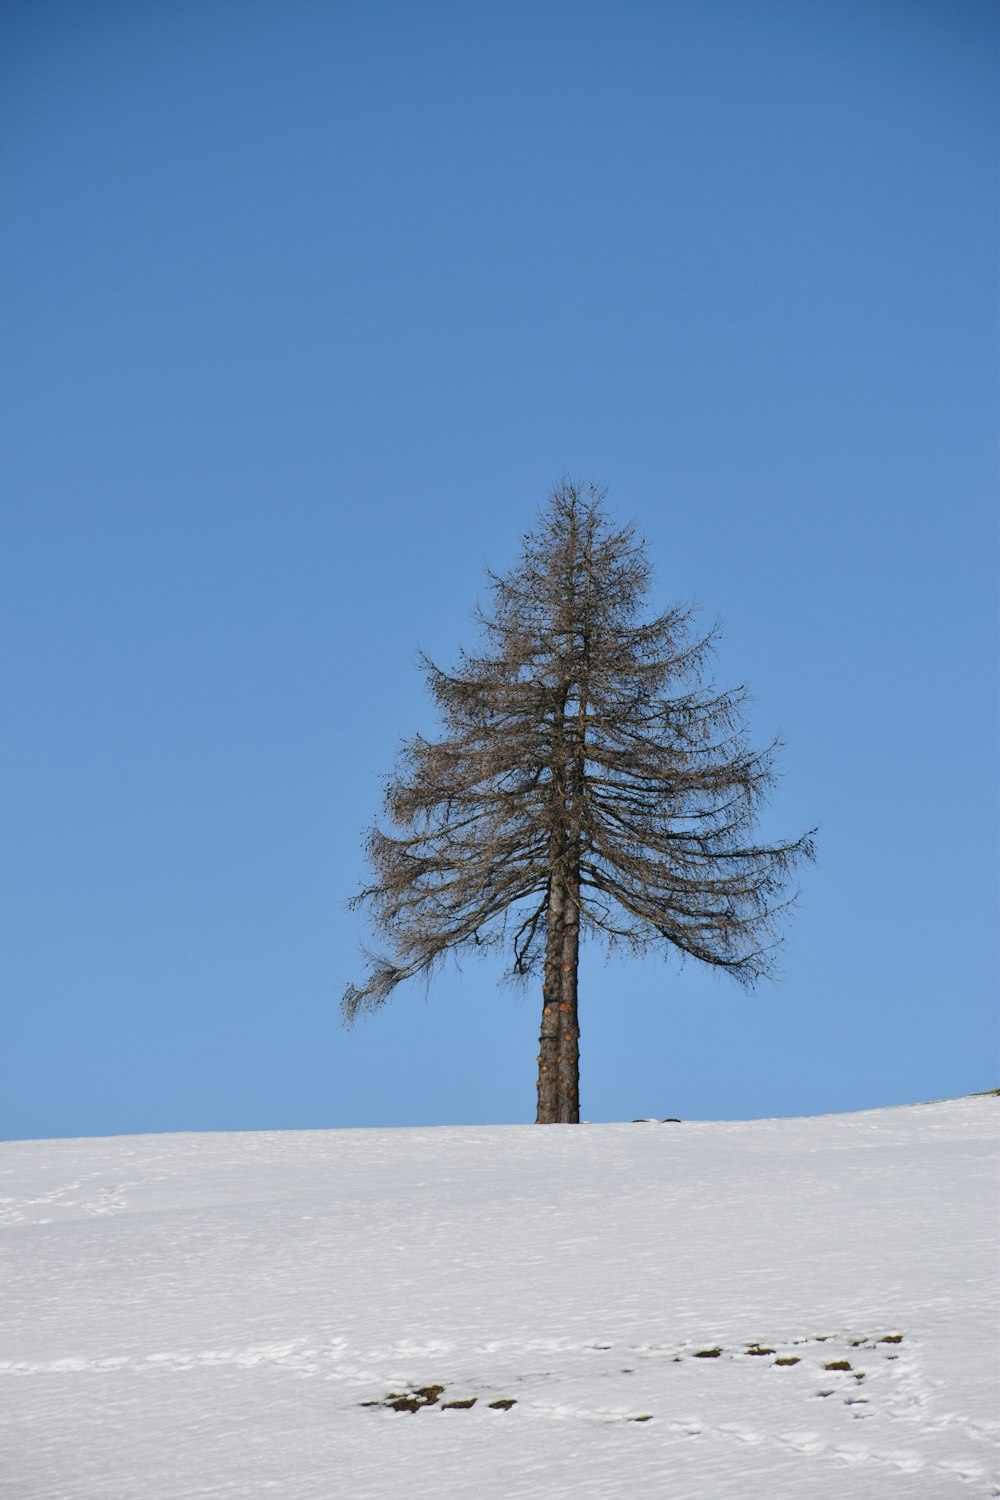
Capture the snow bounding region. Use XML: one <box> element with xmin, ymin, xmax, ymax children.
<box><xmin>1</xmin><ymin>1096</ymin><xmax>997</xmax><ymax>1499</ymax></box>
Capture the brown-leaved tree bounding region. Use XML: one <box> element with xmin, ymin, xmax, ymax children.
<box><xmin>344</xmin><ymin>483</ymin><xmax>814</xmax><ymax>1123</ymax></box>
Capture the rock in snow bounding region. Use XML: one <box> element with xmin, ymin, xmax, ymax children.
<box><xmin>1</xmin><ymin>1096</ymin><xmax>997</xmax><ymax>1499</ymax></box>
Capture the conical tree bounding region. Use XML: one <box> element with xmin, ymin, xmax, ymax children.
<box><xmin>344</xmin><ymin>482</ymin><xmax>814</xmax><ymax>1123</ymax></box>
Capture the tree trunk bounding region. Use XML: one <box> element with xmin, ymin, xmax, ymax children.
<box><xmin>536</xmin><ymin>871</ymin><xmax>581</xmax><ymax>1123</ymax></box>
<box><xmin>536</xmin><ymin>617</ymin><xmax>583</xmax><ymax>1123</ymax></box>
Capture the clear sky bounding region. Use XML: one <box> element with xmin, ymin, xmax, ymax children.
<box><xmin>2</xmin><ymin>0</ymin><xmax>996</xmax><ymax>1140</ymax></box>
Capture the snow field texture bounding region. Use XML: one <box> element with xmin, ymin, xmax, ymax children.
<box><xmin>1</xmin><ymin>1096</ymin><xmax>997</xmax><ymax>1498</ymax></box>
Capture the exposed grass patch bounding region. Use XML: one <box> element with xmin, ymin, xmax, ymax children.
<box><xmin>363</xmin><ymin>1385</ymin><xmax>517</xmax><ymax>1414</ymax></box>
<box><xmin>369</xmin><ymin>1384</ymin><xmax>446</xmax><ymax>1413</ymax></box>
<box><xmin>359</xmin><ymin>1329</ymin><xmax>906</xmax><ymax>1422</ymax></box>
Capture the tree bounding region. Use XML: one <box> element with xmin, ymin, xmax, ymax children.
<box><xmin>344</xmin><ymin>482</ymin><xmax>815</xmax><ymax>1123</ymax></box>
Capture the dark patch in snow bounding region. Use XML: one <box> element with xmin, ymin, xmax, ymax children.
<box><xmin>378</xmin><ymin>1385</ymin><xmax>445</xmax><ymax>1413</ymax></box>
<box><xmin>364</xmin><ymin>1385</ymin><xmax>517</xmax><ymax>1414</ymax></box>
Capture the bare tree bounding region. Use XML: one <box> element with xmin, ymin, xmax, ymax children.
<box><xmin>344</xmin><ymin>482</ymin><xmax>814</xmax><ymax>1123</ymax></box>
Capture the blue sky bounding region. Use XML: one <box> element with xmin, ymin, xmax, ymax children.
<box><xmin>2</xmin><ymin>0</ymin><xmax>996</xmax><ymax>1139</ymax></box>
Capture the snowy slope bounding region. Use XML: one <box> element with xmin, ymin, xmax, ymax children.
<box><xmin>1</xmin><ymin>1097</ymin><xmax>997</xmax><ymax>1499</ymax></box>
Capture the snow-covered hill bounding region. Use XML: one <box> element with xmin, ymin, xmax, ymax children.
<box><xmin>1</xmin><ymin>1096</ymin><xmax>997</xmax><ymax>1499</ymax></box>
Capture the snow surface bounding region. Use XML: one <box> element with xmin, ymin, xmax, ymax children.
<box><xmin>1</xmin><ymin>1096</ymin><xmax>997</xmax><ymax>1499</ymax></box>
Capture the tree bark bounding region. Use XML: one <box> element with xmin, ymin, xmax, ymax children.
<box><xmin>536</xmin><ymin>868</ymin><xmax>581</xmax><ymax>1123</ymax></box>
<box><xmin>557</xmin><ymin>872</ymin><xmax>581</xmax><ymax>1122</ymax></box>
<box><xmin>536</xmin><ymin>872</ymin><xmax>565</xmax><ymax>1123</ymax></box>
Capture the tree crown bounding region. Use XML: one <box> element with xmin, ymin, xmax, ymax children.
<box><xmin>344</xmin><ymin>482</ymin><xmax>814</xmax><ymax>1022</ymax></box>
